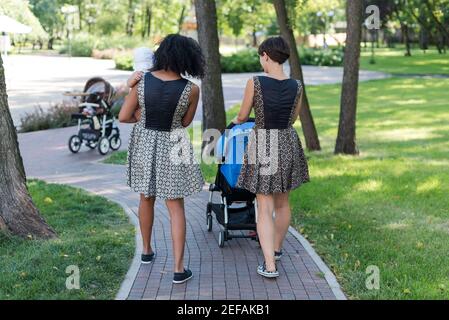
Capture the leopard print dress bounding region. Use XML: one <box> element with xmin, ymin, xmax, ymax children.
<box><xmin>126</xmin><ymin>73</ymin><xmax>204</xmax><ymax>199</ymax></box>
<box><xmin>236</xmin><ymin>76</ymin><xmax>310</xmax><ymax>194</ymax></box>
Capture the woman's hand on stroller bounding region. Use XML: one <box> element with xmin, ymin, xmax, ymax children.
<box><xmin>127</xmin><ymin>71</ymin><xmax>144</xmax><ymax>88</ymax></box>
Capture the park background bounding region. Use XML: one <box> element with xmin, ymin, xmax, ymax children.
<box><xmin>0</xmin><ymin>0</ymin><xmax>449</xmax><ymax>300</ymax></box>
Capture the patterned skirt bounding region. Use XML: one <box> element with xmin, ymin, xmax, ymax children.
<box><xmin>126</xmin><ymin>124</ymin><xmax>204</xmax><ymax>199</ymax></box>
<box><xmin>236</xmin><ymin>127</ymin><xmax>310</xmax><ymax>194</ymax></box>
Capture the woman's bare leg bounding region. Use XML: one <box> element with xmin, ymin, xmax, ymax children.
<box><xmin>165</xmin><ymin>198</ymin><xmax>186</xmax><ymax>273</ymax></box>
<box><xmin>256</xmin><ymin>194</ymin><xmax>276</xmax><ymax>271</ymax></box>
<box><xmin>273</xmin><ymin>192</ymin><xmax>291</xmax><ymax>252</ymax></box>
<box><xmin>139</xmin><ymin>194</ymin><xmax>155</xmax><ymax>255</ymax></box>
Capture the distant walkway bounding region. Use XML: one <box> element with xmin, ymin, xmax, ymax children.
<box><xmin>18</xmin><ymin>124</ymin><xmax>346</xmax><ymax>300</ymax></box>
<box><xmin>5</xmin><ymin>54</ymin><xmax>389</xmax><ymax>125</ymax></box>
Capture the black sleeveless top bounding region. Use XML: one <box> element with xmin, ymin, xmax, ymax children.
<box><xmin>144</xmin><ymin>72</ymin><xmax>188</xmax><ymax>131</ymax></box>
<box><xmin>258</xmin><ymin>76</ymin><xmax>300</xmax><ymax>130</ymax></box>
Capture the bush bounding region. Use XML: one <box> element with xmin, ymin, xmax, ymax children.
<box><xmin>114</xmin><ymin>54</ymin><xmax>133</xmax><ymax>71</ymax></box>
<box><xmin>59</xmin><ymin>34</ymin><xmax>95</xmax><ymax>57</ymax></box>
<box><xmin>221</xmin><ymin>49</ymin><xmax>262</xmax><ymax>73</ymax></box>
<box><xmin>299</xmin><ymin>47</ymin><xmax>344</xmax><ymax>67</ymax></box>
<box><xmin>59</xmin><ymin>33</ymin><xmax>147</xmax><ymax>58</ymax></box>
<box><xmin>19</xmin><ymin>103</ymin><xmax>78</xmax><ymax>133</ymax></box>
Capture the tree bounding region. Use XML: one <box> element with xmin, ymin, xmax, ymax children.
<box><xmin>220</xmin><ymin>0</ymin><xmax>273</xmax><ymax>46</ymax></box>
<box><xmin>0</xmin><ymin>0</ymin><xmax>48</xmax><ymax>43</ymax></box>
<box><xmin>335</xmin><ymin>0</ymin><xmax>363</xmax><ymax>155</ymax></box>
<box><xmin>393</xmin><ymin>0</ymin><xmax>414</xmax><ymax>56</ymax></box>
<box><xmin>194</xmin><ymin>0</ymin><xmax>227</xmax><ymax>133</ymax></box>
<box><xmin>29</xmin><ymin>0</ymin><xmax>64</xmax><ymax>49</ymax></box>
<box><xmin>273</xmin><ymin>0</ymin><xmax>321</xmax><ymax>151</ymax></box>
<box><xmin>0</xmin><ymin>55</ymin><xmax>56</xmax><ymax>239</ymax></box>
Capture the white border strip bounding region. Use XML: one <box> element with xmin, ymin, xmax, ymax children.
<box><xmin>288</xmin><ymin>226</ymin><xmax>346</xmax><ymax>300</ymax></box>
<box><xmin>114</xmin><ymin>200</ymin><xmax>142</xmax><ymax>300</ymax></box>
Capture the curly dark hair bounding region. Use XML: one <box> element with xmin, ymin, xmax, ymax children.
<box><xmin>258</xmin><ymin>36</ymin><xmax>290</xmax><ymax>64</ymax></box>
<box><xmin>151</xmin><ymin>34</ymin><xmax>205</xmax><ymax>78</ymax></box>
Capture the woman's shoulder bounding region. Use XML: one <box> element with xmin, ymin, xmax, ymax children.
<box><xmin>190</xmin><ymin>81</ymin><xmax>200</xmax><ymax>93</ymax></box>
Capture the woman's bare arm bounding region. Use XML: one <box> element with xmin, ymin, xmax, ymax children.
<box><xmin>292</xmin><ymin>86</ymin><xmax>304</xmax><ymax>124</ymax></box>
<box><xmin>118</xmin><ymin>86</ymin><xmax>139</xmax><ymax>123</ymax></box>
<box><xmin>232</xmin><ymin>78</ymin><xmax>254</xmax><ymax>124</ymax></box>
<box><xmin>181</xmin><ymin>84</ymin><xmax>200</xmax><ymax>127</ymax></box>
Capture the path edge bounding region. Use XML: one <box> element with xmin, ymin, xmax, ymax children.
<box><xmin>114</xmin><ymin>200</ymin><xmax>142</xmax><ymax>300</ymax></box>
<box><xmin>288</xmin><ymin>226</ymin><xmax>347</xmax><ymax>300</ymax></box>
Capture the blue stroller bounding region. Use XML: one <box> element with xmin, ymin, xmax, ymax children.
<box><xmin>206</xmin><ymin>120</ymin><xmax>258</xmax><ymax>247</ymax></box>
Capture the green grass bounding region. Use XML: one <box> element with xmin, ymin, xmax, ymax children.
<box><xmin>295</xmin><ymin>77</ymin><xmax>449</xmax><ymax>299</ymax></box>
<box><xmin>102</xmin><ymin>150</ymin><xmax>128</xmax><ymax>165</ymax></box>
<box><xmin>0</xmin><ymin>180</ymin><xmax>134</xmax><ymax>300</ymax></box>
<box><xmin>360</xmin><ymin>47</ymin><xmax>449</xmax><ymax>75</ymax></box>
<box><xmin>104</xmin><ymin>77</ymin><xmax>449</xmax><ymax>299</ymax></box>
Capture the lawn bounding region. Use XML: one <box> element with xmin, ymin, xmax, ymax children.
<box><xmin>104</xmin><ymin>77</ymin><xmax>449</xmax><ymax>299</ymax></box>
<box><xmin>360</xmin><ymin>46</ymin><xmax>449</xmax><ymax>75</ymax></box>
<box><xmin>0</xmin><ymin>180</ymin><xmax>134</xmax><ymax>300</ymax></box>
<box><xmin>294</xmin><ymin>77</ymin><xmax>449</xmax><ymax>299</ymax></box>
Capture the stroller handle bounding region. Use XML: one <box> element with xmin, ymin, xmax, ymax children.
<box><xmin>225</xmin><ymin>117</ymin><xmax>255</xmax><ymax>130</ymax></box>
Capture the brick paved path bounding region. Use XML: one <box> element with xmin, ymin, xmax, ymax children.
<box><xmin>18</xmin><ymin>125</ymin><xmax>345</xmax><ymax>300</ymax></box>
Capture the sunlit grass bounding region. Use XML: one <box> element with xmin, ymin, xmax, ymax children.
<box><xmin>360</xmin><ymin>47</ymin><xmax>449</xmax><ymax>75</ymax></box>
<box><xmin>293</xmin><ymin>77</ymin><xmax>449</xmax><ymax>299</ymax></box>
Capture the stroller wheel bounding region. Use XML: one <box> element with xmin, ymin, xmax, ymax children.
<box><xmin>206</xmin><ymin>214</ymin><xmax>213</xmax><ymax>232</ymax></box>
<box><xmin>110</xmin><ymin>135</ymin><xmax>122</xmax><ymax>151</ymax></box>
<box><xmin>98</xmin><ymin>137</ymin><xmax>110</xmax><ymax>155</ymax></box>
<box><xmin>218</xmin><ymin>231</ymin><xmax>225</xmax><ymax>248</ymax></box>
<box><xmin>68</xmin><ymin>135</ymin><xmax>82</xmax><ymax>154</ymax></box>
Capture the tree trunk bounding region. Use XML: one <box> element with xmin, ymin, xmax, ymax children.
<box><xmin>147</xmin><ymin>7</ymin><xmax>152</xmax><ymax>38</ymax></box>
<box><xmin>194</xmin><ymin>0</ymin><xmax>226</xmax><ymax>133</ymax></box>
<box><xmin>126</xmin><ymin>0</ymin><xmax>135</xmax><ymax>36</ymax></box>
<box><xmin>47</xmin><ymin>37</ymin><xmax>54</xmax><ymax>50</ymax></box>
<box><xmin>252</xmin><ymin>27</ymin><xmax>258</xmax><ymax>47</ymax></box>
<box><xmin>77</xmin><ymin>0</ymin><xmax>83</xmax><ymax>30</ymax></box>
<box><xmin>402</xmin><ymin>24</ymin><xmax>412</xmax><ymax>56</ymax></box>
<box><xmin>273</xmin><ymin>0</ymin><xmax>321</xmax><ymax>151</ymax></box>
<box><xmin>334</xmin><ymin>0</ymin><xmax>363</xmax><ymax>155</ymax></box>
<box><xmin>0</xmin><ymin>54</ymin><xmax>56</xmax><ymax>239</ymax></box>
<box><xmin>178</xmin><ymin>4</ymin><xmax>186</xmax><ymax>33</ymax></box>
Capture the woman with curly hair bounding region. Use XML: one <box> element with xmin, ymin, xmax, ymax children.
<box><xmin>119</xmin><ymin>34</ymin><xmax>205</xmax><ymax>284</ymax></box>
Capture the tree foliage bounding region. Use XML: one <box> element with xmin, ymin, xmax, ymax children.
<box><xmin>0</xmin><ymin>0</ymin><xmax>48</xmax><ymax>41</ymax></box>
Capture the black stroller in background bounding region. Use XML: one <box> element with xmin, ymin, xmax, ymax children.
<box><xmin>66</xmin><ymin>77</ymin><xmax>121</xmax><ymax>155</ymax></box>
<box><xmin>206</xmin><ymin>120</ymin><xmax>258</xmax><ymax>247</ymax></box>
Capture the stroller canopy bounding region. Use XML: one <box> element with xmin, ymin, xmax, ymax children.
<box><xmin>82</xmin><ymin>77</ymin><xmax>115</xmax><ymax>106</ymax></box>
<box><xmin>216</xmin><ymin>120</ymin><xmax>255</xmax><ymax>189</ymax></box>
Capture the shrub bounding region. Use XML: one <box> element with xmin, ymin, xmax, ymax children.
<box><xmin>114</xmin><ymin>54</ymin><xmax>133</xmax><ymax>71</ymax></box>
<box><xmin>221</xmin><ymin>49</ymin><xmax>262</xmax><ymax>73</ymax></box>
<box><xmin>59</xmin><ymin>34</ymin><xmax>147</xmax><ymax>58</ymax></box>
<box><xmin>59</xmin><ymin>34</ymin><xmax>95</xmax><ymax>57</ymax></box>
<box><xmin>299</xmin><ymin>47</ymin><xmax>344</xmax><ymax>67</ymax></box>
<box><xmin>19</xmin><ymin>103</ymin><xmax>78</xmax><ymax>133</ymax></box>
<box><xmin>93</xmin><ymin>48</ymin><xmax>125</xmax><ymax>60</ymax></box>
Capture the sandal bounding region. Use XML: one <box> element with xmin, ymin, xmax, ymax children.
<box><xmin>275</xmin><ymin>250</ymin><xmax>283</xmax><ymax>261</ymax></box>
